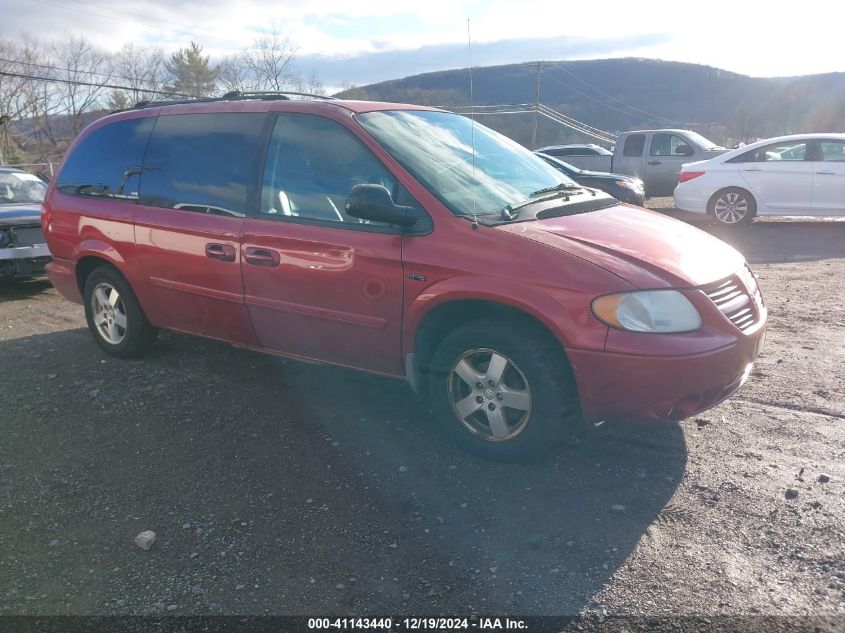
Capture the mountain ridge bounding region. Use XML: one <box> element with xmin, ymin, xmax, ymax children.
<box><xmin>336</xmin><ymin>58</ymin><xmax>845</xmax><ymax>147</ymax></box>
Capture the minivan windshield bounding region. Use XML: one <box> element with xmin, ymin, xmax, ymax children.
<box><xmin>357</xmin><ymin>110</ymin><xmax>579</xmax><ymax>218</ymax></box>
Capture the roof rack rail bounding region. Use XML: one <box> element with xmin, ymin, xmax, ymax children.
<box><xmin>222</xmin><ymin>90</ymin><xmax>338</xmax><ymax>101</ymax></box>
<box><xmin>133</xmin><ymin>90</ymin><xmax>337</xmax><ymax>110</ymax></box>
<box><xmin>133</xmin><ymin>96</ymin><xmax>222</xmax><ymax>110</ymax></box>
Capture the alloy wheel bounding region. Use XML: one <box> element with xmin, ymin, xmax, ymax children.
<box><xmin>447</xmin><ymin>348</ymin><xmax>532</xmax><ymax>442</ymax></box>
<box><xmin>713</xmin><ymin>191</ymin><xmax>749</xmax><ymax>224</ymax></box>
<box><xmin>90</xmin><ymin>282</ymin><xmax>128</xmax><ymax>345</ymax></box>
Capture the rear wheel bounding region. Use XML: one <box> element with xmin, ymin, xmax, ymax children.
<box><xmin>82</xmin><ymin>265</ymin><xmax>157</xmax><ymax>358</ymax></box>
<box><xmin>428</xmin><ymin>318</ymin><xmax>580</xmax><ymax>461</ymax></box>
<box><xmin>709</xmin><ymin>187</ymin><xmax>756</xmax><ymax>226</ymax></box>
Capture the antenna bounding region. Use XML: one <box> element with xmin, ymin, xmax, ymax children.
<box><xmin>467</xmin><ymin>18</ymin><xmax>478</xmax><ymax>227</ymax></box>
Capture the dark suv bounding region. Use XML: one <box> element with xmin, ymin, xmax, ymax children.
<box><xmin>43</xmin><ymin>93</ymin><xmax>766</xmax><ymax>459</ymax></box>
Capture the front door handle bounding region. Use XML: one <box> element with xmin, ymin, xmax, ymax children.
<box><xmin>205</xmin><ymin>243</ymin><xmax>236</xmax><ymax>262</ymax></box>
<box><xmin>647</xmin><ymin>160</ymin><xmax>661</xmax><ymax>166</ymax></box>
<box><xmin>816</xmin><ymin>170</ymin><xmax>835</xmax><ymax>175</ymax></box>
<box><xmin>743</xmin><ymin>168</ymin><xmax>762</xmax><ymax>172</ymax></box>
<box><xmin>244</xmin><ymin>247</ymin><xmax>281</xmax><ymax>267</ymax></box>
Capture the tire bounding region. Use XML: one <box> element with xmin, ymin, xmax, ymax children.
<box><xmin>427</xmin><ymin>318</ymin><xmax>580</xmax><ymax>461</ymax></box>
<box><xmin>82</xmin><ymin>265</ymin><xmax>157</xmax><ymax>358</ymax></box>
<box><xmin>708</xmin><ymin>187</ymin><xmax>756</xmax><ymax>226</ymax></box>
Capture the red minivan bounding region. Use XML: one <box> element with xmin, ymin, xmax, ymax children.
<box><xmin>43</xmin><ymin>94</ymin><xmax>766</xmax><ymax>459</ymax></box>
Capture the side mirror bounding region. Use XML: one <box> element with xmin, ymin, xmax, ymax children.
<box><xmin>676</xmin><ymin>144</ymin><xmax>694</xmax><ymax>157</ymax></box>
<box><xmin>345</xmin><ymin>184</ymin><xmax>417</xmax><ymax>228</ymax></box>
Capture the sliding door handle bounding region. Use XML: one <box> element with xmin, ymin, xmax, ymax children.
<box><xmin>205</xmin><ymin>243</ymin><xmax>236</xmax><ymax>262</ymax></box>
<box><xmin>244</xmin><ymin>247</ymin><xmax>281</xmax><ymax>267</ymax></box>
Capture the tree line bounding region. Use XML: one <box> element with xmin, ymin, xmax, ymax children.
<box><xmin>0</xmin><ymin>32</ymin><xmax>324</xmax><ymax>168</ymax></box>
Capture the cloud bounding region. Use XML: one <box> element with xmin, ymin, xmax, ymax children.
<box><xmin>296</xmin><ymin>33</ymin><xmax>672</xmax><ymax>89</ymax></box>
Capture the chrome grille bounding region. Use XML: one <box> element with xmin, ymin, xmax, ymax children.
<box><xmin>701</xmin><ymin>272</ymin><xmax>761</xmax><ymax>333</ymax></box>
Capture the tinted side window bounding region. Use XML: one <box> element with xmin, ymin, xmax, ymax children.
<box><xmin>57</xmin><ymin>117</ymin><xmax>154</xmax><ymax>199</ymax></box>
<box><xmin>623</xmin><ymin>134</ymin><xmax>645</xmax><ymax>157</ymax></box>
<box><xmin>139</xmin><ymin>113</ymin><xmax>265</xmax><ymax>217</ymax></box>
<box><xmin>730</xmin><ymin>141</ymin><xmax>810</xmax><ymax>163</ymax></box>
<box><xmin>259</xmin><ymin>114</ymin><xmax>420</xmax><ymax>228</ymax></box>
<box><xmin>820</xmin><ymin>141</ymin><xmax>845</xmax><ymax>161</ymax></box>
<box><xmin>726</xmin><ymin>148</ymin><xmax>758</xmax><ymax>164</ymax></box>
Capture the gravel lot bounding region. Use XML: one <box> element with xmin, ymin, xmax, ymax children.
<box><xmin>1</xmin><ymin>209</ymin><xmax>843</xmax><ymax>623</ymax></box>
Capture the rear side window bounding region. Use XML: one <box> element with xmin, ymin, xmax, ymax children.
<box><xmin>623</xmin><ymin>134</ymin><xmax>645</xmax><ymax>157</ymax></box>
<box><xmin>820</xmin><ymin>141</ymin><xmax>845</xmax><ymax>161</ymax></box>
<box><xmin>729</xmin><ymin>141</ymin><xmax>808</xmax><ymax>163</ymax></box>
<box><xmin>57</xmin><ymin>117</ymin><xmax>154</xmax><ymax>199</ymax></box>
<box><xmin>139</xmin><ymin>113</ymin><xmax>265</xmax><ymax>217</ymax></box>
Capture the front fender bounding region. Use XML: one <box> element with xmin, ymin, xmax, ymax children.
<box><xmin>403</xmin><ymin>275</ymin><xmax>609</xmax><ymax>356</ymax></box>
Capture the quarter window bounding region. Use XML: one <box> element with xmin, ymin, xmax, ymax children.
<box><xmin>139</xmin><ymin>113</ymin><xmax>265</xmax><ymax>217</ymax></box>
<box><xmin>820</xmin><ymin>141</ymin><xmax>845</xmax><ymax>162</ymax></box>
<box><xmin>56</xmin><ymin>117</ymin><xmax>154</xmax><ymax>199</ymax></box>
<box><xmin>259</xmin><ymin>114</ymin><xmax>415</xmax><ymax>227</ymax></box>
<box><xmin>623</xmin><ymin>134</ymin><xmax>645</xmax><ymax>157</ymax></box>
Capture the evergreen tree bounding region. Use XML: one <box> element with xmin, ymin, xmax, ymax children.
<box><xmin>165</xmin><ymin>41</ymin><xmax>219</xmax><ymax>97</ymax></box>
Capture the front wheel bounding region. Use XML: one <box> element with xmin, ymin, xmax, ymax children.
<box><xmin>709</xmin><ymin>187</ymin><xmax>756</xmax><ymax>226</ymax></box>
<box><xmin>428</xmin><ymin>318</ymin><xmax>580</xmax><ymax>461</ymax></box>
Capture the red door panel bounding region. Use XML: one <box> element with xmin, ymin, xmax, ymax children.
<box><xmin>133</xmin><ymin>205</ymin><xmax>257</xmax><ymax>345</ymax></box>
<box><xmin>241</xmin><ymin>219</ymin><xmax>404</xmax><ymax>374</ymax></box>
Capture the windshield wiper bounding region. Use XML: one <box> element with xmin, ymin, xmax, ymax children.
<box><xmin>501</xmin><ymin>183</ymin><xmax>584</xmax><ymax>220</ymax></box>
<box><xmin>529</xmin><ymin>183</ymin><xmax>583</xmax><ymax>197</ymax></box>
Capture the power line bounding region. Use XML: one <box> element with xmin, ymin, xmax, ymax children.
<box><xmin>450</xmin><ymin>103</ymin><xmax>617</xmax><ymax>144</ymax></box>
<box><xmin>547</xmin><ymin>62</ymin><xmax>684</xmax><ymax>125</ymax></box>
<box><xmin>539</xmin><ymin>69</ymin><xmax>684</xmax><ymax>126</ymax></box>
<box><xmin>0</xmin><ymin>56</ymin><xmax>162</xmax><ymax>89</ymax></box>
<box><xmin>537</xmin><ymin>104</ymin><xmax>615</xmax><ymax>142</ymax></box>
<box><xmin>0</xmin><ymin>69</ymin><xmax>190</xmax><ymax>98</ymax></box>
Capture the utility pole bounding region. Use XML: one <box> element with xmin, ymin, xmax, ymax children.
<box><xmin>531</xmin><ymin>62</ymin><xmax>540</xmax><ymax>149</ymax></box>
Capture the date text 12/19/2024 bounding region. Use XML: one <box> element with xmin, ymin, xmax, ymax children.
<box><xmin>308</xmin><ymin>618</ymin><xmax>527</xmax><ymax>630</ymax></box>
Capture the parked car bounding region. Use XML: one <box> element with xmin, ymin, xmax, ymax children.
<box><xmin>43</xmin><ymin>95</ymin><xmax>766</xmax><ymax>459</ymax></box>
<box><xmin>0</xmin><ymin>167</ymin><xmax>50</xmax><ymax>278</ymax></box>
<box><xmin>538</xmin><ymin>130</ymin><xmax>727</xmax><ymax>197</ymax></box>
<box><xmin>535</xmin><ymin>152</ymin><xmax>645</xmax><ymax>206</ymax></box>
<box><xmin>536</xmin><ymin>143</ymin><xmax>612</xmax><ymax>171</ymax></box>
<box><xmin>674</xmin><ymin>133</ymin><xmax>845</xmax><ymax>226</ymax></box>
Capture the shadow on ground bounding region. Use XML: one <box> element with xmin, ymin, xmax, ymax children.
<box><xmin>0</xmin><ymin>277</ymin><xmax>52</xmax><ymax>302</ymax></box>
<box><xmin>1</xmin><ymin>328</ymin><xmax>686</xmax><ymax>615</ymax></box>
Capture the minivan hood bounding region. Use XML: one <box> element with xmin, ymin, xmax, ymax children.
<box><xmin>496</xmin><ymin>203</ymin><xmax>744</xmax><ymax>288</ymax></box>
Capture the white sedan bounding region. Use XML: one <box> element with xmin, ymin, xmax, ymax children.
<box><xmin>674</xmin><ymin>133</ymin><xmax>845</xmax><ymax>225</ymax></box>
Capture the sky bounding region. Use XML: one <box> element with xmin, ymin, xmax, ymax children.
<box><xmin>2</xmin><ymin>0</ymin><xmax>843</xmax><ymax>91</ymax></box>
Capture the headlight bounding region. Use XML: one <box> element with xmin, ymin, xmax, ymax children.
<box><xmin>592</xmin><ymin>290</ymin><xmax>702</xmax><ymax>333</ymax></box>
<box><xmin>615</xmin><ymin>179</ymin><xmax>643</xmax><ymax>191</ymax></box>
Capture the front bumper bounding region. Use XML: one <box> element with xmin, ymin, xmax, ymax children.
<box><xmin>0</xmin><ymin>243</ymin><xmax>50</xmax><ymax>260</ymax></box>
<box><xmin>0</xmin><ymin>243</ymin><xmax>51</xmax><ymax>277</ymax></box>
<box><xmin>569</xmin><ymin>322</ymin><xmax>766</xmax><ymax>423</ymax></box>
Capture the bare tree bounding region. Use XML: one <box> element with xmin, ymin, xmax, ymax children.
<box><xmin>114</xmin><ymin>43</ymin><xmax>167</xmax><ymax>104</ymax></box>
<box><xmin>241</xmin><ymin>29</ymin><xmax>298</xmax><ymax>92</ymax></box>
<box><xmin>217</xmin><ymin>54</ymin><xmax>255</xmax><ymax>94</ymax></box>
<box><xmin>51</xmin><ymin>35</ymin><xmax>112</xmax><ymax>136</ymax></box>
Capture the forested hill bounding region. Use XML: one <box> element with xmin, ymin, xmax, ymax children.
<box><xmin>336</xmin><ymin>58</ymin><xmax>845</xmax><ymax>148</ymax></box>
